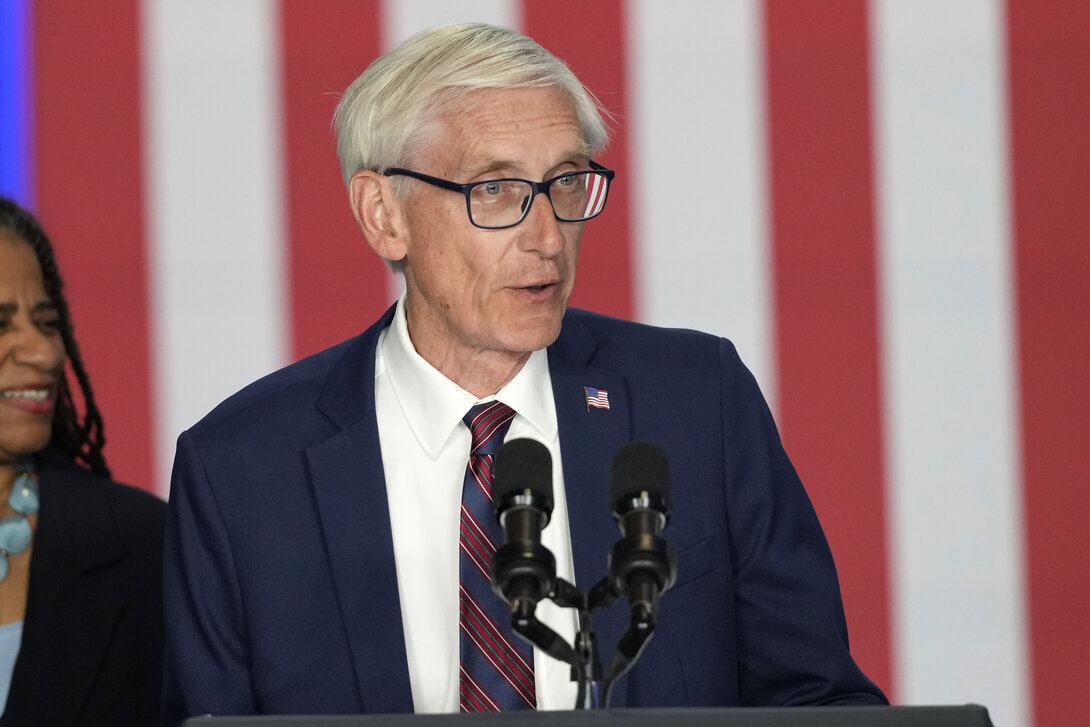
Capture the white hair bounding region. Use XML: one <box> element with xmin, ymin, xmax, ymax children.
<box><xmin>333</xmin><ymin>22</ymin><xmax>611</xmax><ymax>186</ymax></box>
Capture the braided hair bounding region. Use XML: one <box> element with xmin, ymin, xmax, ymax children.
<box><xmin>0</xmin><ymin>197</ymin><xmax>111</xmax><ymax>478</ymax></box>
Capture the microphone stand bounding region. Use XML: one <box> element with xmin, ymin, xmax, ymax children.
<box><xmin>509</xmin><ymin>577</ymin><xmax>606</xmax><ymax>709</ymax></box>
<box><xmin>509</xmin><ymin>571</ymin><xmax>656</xmax><ymax>710</ymax></box>
<box><xmin>553</xmin><ymin>577</ymin><xmax>616</xmax><ymax>709</ymax></box>
<box><xmin>602</xmin><ymin>595</ymin><xmax>656</xmax><ymax>706</ymax></box>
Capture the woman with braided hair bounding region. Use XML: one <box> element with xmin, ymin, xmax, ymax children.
<box><xmin>0</xmin><ymin>196</ymin><xmax>165</xmax><ymax>726</ymax></box>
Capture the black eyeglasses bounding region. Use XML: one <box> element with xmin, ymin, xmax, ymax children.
<box><xmin>384</xmin><ymin>160</ymin><xmax>615</xmax><ymax>230</ymax></box>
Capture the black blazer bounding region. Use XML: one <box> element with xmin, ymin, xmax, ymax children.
<box><xmin>1</xmin><ymin>448</ymin><xmax>166</xmax><ymax>727</ymax></box>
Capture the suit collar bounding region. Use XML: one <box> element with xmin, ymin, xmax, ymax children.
<box><xmin>314</xmin><ymin>304</ymin><xmax>395</xmax><ymax>428</ymax></box>
<box><xmin>380</xmin><ymin>296</ymin><xmax>477</xmax><ymax>456</ymax></box>
<box><xmin>309</xmin><ymin>306</ymin><xmax>635</xmax><ymax>710</ymax></box>
<box><xmin>548</xmin><ymin>310</ymin><xmax>634</xmax><ymax>707</ymax></box>
<box><xmin>12</xmin><ymin>451</ymin><xmax>126</xmax><ymax>724</ymax></box>
<box><xmin>307</xmin><ymin>306</ymin><xmax>415</xmax><ymax>714</ymax></box>
<box><xmin>33</xmin><ymin>449</ymin><xmax>124</xmax><ymax>571</ymax></box>
<box><xmin>379</xmin><ymin>298</ymin><xmax>556</xmax><ymax>455</ymax></box>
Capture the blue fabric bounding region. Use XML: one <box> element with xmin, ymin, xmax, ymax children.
<box><xmin>163</xmin><ymin>305</ymin><xmax>887</xmax><ymax>723</ymax></box>
<box><xmin>0</xmin><ymin>620</ymin><xmax>23</xmax><ymax>711</ymax></box>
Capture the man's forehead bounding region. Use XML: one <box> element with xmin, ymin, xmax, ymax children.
<box><xmin>434</xmin><ymin>87</ymin><xmax>589</xmax><ymax>177</ymax></box>
<box><xmin>451</xmin><ymin>144</ymin><xmax>592</xmax><ymax>177</ymax></box>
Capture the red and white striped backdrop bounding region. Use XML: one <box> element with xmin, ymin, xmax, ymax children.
<box><xmin>20</xmin><ymin>1</ymin><xmax>1089</xmax><ymax>725</ymax></box>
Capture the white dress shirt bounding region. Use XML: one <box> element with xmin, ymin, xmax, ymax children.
<box><xmin>374</xmin><ymin>297</ymin><xmax>579</xmax><ymax>712</ymax></box>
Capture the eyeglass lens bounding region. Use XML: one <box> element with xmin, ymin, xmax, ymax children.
<box><xmin>468</xmin><ymin>171</ymin><xmax>609</xmax><ymax>228</ymax></box>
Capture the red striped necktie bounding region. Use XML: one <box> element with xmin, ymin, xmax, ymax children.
<box><xmin>458</xmin><ymin>401</ymin><xmax>536</xmax><ymax>711</ymax></box>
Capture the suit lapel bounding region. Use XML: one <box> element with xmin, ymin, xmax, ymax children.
<box><xmin>548</xmin><ymin>312</ymin><xmax>634</xmax><ymax>707</ymax></box>
<box><xmin>304</xmin><ymin>307</ymin><xmax>640</xmax><ymax>711</ymax></box>
<box><xmin>307</xmin><ymin>307</ymin><xmax>414</xmax><ymax>714</ymax></box>
<box><xmin>10</xmin><ymin>455</ymin><xmax>125</xmax><ymax>725</ymax></box>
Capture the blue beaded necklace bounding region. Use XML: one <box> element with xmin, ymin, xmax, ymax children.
<box><xmin>0</xmin><ymin>459</ymin><xmax>39</xmax><ymax>583</ymax></box>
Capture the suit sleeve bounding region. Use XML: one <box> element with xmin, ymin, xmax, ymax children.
<box><xmin>717</xmin><ymin>338</ymin><xmax>887</xmax><ymax>705</ymax></box>
<box><xmin>163</xmin><ymin>430</ymin><xmax>259</xmax><ymax>725</ymax></box>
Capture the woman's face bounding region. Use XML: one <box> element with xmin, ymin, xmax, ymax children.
<box><xmin>0</xmin><ymin>232</ymin><xmax>66</xmax><ymax>467</ymax></box>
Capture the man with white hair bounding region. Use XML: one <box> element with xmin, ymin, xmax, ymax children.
<box><xmin>163</xmin><ymin>23</ymin><xmax>886</xmax><ymax>723</ymax></box>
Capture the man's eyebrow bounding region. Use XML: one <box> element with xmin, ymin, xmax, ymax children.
<box><xmin>460</xmin><ymin>148</ymin><xmax>595</xmax><ymax>180</ymax></box>
<box><xmin>461</xmin><ymin>159</ymin><xmax>510</xmax><ymax>178</ymax></box>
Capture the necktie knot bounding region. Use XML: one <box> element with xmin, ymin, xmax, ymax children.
<box><xmin>464</xmin><ymin>401</ymin><xmax>516</xmax><ymax>456</ymax></box>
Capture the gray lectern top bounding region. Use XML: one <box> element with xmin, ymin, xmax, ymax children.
<box><xmin>184</xmin><ymin>705</ymin><xmax>993</xmax><ymax>727</ymax></box>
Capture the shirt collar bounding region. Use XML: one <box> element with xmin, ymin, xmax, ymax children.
<box><xmin>381</xmin><ymin>296</ymin><xmax>557</xmax><ymax>459</ymax></box>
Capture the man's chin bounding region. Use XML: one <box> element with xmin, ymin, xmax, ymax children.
<box><xmin>504</xmin><ymin>315</ymin><xmax>564</xmax><ymax>353</ymax></box>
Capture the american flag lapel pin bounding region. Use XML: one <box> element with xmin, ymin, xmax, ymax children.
<box><xmin>584</xmin><ymin>386</ymin><xmax>610</xmax><ymax>411</ymax></box>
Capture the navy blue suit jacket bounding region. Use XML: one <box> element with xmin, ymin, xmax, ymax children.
<box><xmin>163</xmin><ymin>306</ymin><xmax>885</xmax><ymax>723</ymax></box>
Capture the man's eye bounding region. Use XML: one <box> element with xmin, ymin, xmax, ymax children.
<box><xmin>481</xmin><ymin>181</ymin><xmax>503</xmax><ymax>195</ymax></box>
<box><xmin>555</xmin><ymin>175</ymin><xmax>576</xmax><ymax>187</ymax></box>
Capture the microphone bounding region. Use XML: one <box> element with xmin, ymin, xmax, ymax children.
<box><xmin>492</xmin><ymin>438</ymin><xmax>582</xmax><ymax>673</ymax></box>
<box><xmin>490</xmin><ymin>438</ymin><xmax>556</xmax><ymax>609</ymax></box>
<box><xmin>607</xmin><ymin>442</ymin><xmax>677</xmax><ymax>619</ymax></box>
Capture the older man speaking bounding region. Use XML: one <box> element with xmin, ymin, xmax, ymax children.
<box><xmin>163</xmin><ymin>23</ymin><xmax>885</xmax><ymax>724</ymax></box>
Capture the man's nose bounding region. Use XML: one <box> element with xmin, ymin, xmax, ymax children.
<box><xmin>519</xmin><ymin>191</ymin><xmax>566</xmax><ymax>255</ymax></box>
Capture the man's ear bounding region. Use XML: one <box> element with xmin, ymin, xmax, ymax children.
<box><xmin>349</xmin><ymin>170</ymin><xmax>409</xmax><ymax>264</ymax></box>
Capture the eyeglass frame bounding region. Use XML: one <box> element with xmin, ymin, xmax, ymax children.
<box><xmin>383</xmin><ymin>160</ymin><xmax>615</xmax><ymax>230</ymax></box>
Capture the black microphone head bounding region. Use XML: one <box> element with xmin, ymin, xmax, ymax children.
<box><xmin>493</xmin><ymin>438</ymin><xmax>554</xmax><ymax>509</ymax></box>
<box><xmin>610</xmin><ymin>441</ymin><xmax>673</xmax><ymax>511</ymax></box>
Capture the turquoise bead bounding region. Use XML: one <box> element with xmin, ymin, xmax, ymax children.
<box><xmin>9</xmin><ymin>473</ymin><xmax>39</xmax><ymax>515</ymax></box>
<box><xmin>0</xmin><ymin>556</ymin><xmax>7</xmax><ymax>582</ymax></box>
<box><xmin>0</xmin><ymin>515</ymin><xmax>32</xmax><ymax>555</ymax></box>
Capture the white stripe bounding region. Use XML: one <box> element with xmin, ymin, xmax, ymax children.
<box><xmin>143</xmin><ymin>0</ymin><xmax>289</xmax><ymax>494</ymax></box>
<box><xmin>628</xmin><ymin>0</ymin><xmax>777</xmax><ymax>409</ymax></box>
<box><xmin>380</xmin><ymin>1</ymin><xmax>522</xmax><ymax>304</ymax></box>
<box><xmin>584</xmin><ymin>173</ymin><xmax>605</xmax><ymax>217</ymax></box>
<box><xmin>871</xmin><ymin>2</ymin><xmax>1029</xmax><ymax>724</ymax></box>
<box><xmin>460</xmin><ymin>665</ymin><xmax>502</xmax><ymax>711</ymax></box>
<box><xmin>457</xmin><ymin>584</ymin><xmax>534</xmax><ymax>675</ymax></box>
<box><xmin>461</xmin><ymin>503</ymin><xmax>497</xmax><ymax>552</ymax></box>
<box><xmin>384</xmin><ymin>0</ymin><xmax>520</xmax><ymax>47</ymax></box>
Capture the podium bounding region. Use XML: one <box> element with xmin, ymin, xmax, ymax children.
<box><xmin>185</xmin><ymin>705</ymin><xmax>993</xmax><ymax>727</ymax></box>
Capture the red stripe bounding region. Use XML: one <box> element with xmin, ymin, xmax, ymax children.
<box><xmin>279</xmin><ymin>0</ymin><xmax>392</xmax><ymax>360</ymax></box>
<box><xmin>1006</xmin><ymin>2</ymin><xmax>1090</xmax><ymax>724</ymax></box>
<box><xmin>471</xmin><ymin>456</ymin><xmax>497</xmax><ymax>501</ymax></box>
<box><xmin>459</xmin><ymin>589</ymin><xmax>535</xmax><ymax>704</ymax></box>
<box><xmin>459</xmin><ymin>666</ymin><xmax>500</xmax><ymax>712</ymax></box>
<box><xmin>459</xmin><ymin>613</ymin><xmax>532</xmax><ymax>701</ymax></box>
<box><xmin>32</xmin><ymin>0</ymin><xmax>155</xmax><ymax>490</ymax></box>
<box><xmin>523</xmin><ymin>0</ymin><xmax>633</xmax><ymax>320</ymax></box>
<box><xmin>470</xmin><ymin>404</ymin><xmax>515</xmax><ymax>449</ymax></box>
<box><xmin>471</xmin><ymin>400</ymin><xmax>513</xmax><ymax>427</ymax></box>
<box><xmin>461</xmin><ymin>506</ymin><xmax>496</xmax><ymax>553</ymax></box>
<box><xmin>460</xmin><ymin>588</ymin><xmax>535</xmax><ymax>681</ymax></box>
<box><xmin>763</xmin><ymin>0</ymin><xmax>892</xmax><ymax>696</ymax></box>
<box><xmin>460</xmin><ymin>509</ymin><xmax>495</xmax><ymax>581</ymax></box>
